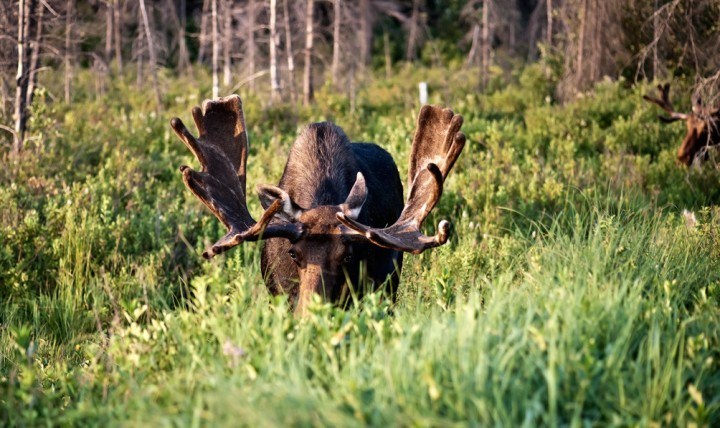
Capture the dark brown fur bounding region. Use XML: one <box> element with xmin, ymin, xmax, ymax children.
<box><xmin>260</xmin><ymin>123</ymin><xmax>404</xmax><ymax>313</ymax></box>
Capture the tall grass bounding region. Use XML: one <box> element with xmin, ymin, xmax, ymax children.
<box><xmin>1</xmin><ymin>65</ymin><xmax>719</xmax><ymax>425</ymax></box>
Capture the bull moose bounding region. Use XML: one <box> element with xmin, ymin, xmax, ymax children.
<box><xmin>170</xmin><ymin>95</ymin><xmax>465</xmax><ymax>315</ymax></box>
<box><xmin>643</xmin><ymin>83</ymin><xmax>720</xmax><ymax>166</ymax></box>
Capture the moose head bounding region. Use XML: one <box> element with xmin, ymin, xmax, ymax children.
<box><xmin>171</xmin><ymin>95</ymin><xmax>465</xmax><ymax>315</ymax></box>
<box><xmin>643</xmin><ymin>83</ymin><xmax>720</xmax><ymax>166</ymax></box>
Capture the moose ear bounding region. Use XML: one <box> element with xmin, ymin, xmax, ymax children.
<box><xmin>340</xmin><ymin>172</ymin><xmax>367</xmax><ymax>220</ymax></box>
<box><xmin>256</xmin><ymin>185</ymin><xmax>303</xmax><ymax>222</ymax></box>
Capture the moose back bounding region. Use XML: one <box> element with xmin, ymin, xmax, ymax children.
<box><xmin>171</xmin><ymin>95</ymin><xmax>465</xmax><ymax>315</ymax></box>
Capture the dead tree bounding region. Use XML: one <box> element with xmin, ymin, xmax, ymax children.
<box><xmin>269</xmin><ymin>0</ymin><xmax>280</xmax><ymax>101</ymax></box>
<box><xmin>13</xmin><ymin>0</ymin><xmax>38</xmax><ymax>155</ymax></box>
<box><xmin>222</xmin><ymin>0</ymin><xmax>231</xmax><ymax>87</ymax></box>
<box><xmin>546</xmin><ymin>0</ymin><xmax>553</xmax><ymax>47</ymax></box>
<box><xmin>358</xmin><ymin>0</ymin><xmax>370</xmax><ymax>71</ymax></box>
<box><xmin>65</xmin><ymin>0</ymin><xmax>74</xmax><ymax>104</ymax></box>
<box><xmin>211</xmin><ymin>0</ymin><xmax>219</xmax><ymax>98</ymax></box>
<box><xmin>302</xmin><ymin>0</ymin><xmax>314</xmax><ymax>105</ymax></box>
<box><xmin>247</xmin><ymin>0</ymin><xmax>256</xmax><ymax>91</ymax></box>
<box><xmin>198</xmin><ymin>0</ymin><xmax>210</xmax><ymax>64</ymax></box>
<box><xmin>282</xmin><ymin>0</ymin><xmax>296</xmax><ymax>102</ymax></box>
<box><xmin>139</xmin><ymin>0</ymin><xmax>162</xmax><ymax>111</ymax></box>
<box><xmin>114</xmin><ymin>0</ymin><xmax>123</xmax><ymax>70</ymax></box>
<box><xmin>25</xmin><ymin>0</ymin><xmax>44</xmax><ymax>109</ymax></box>
<box><xmin>105</xmin><ymin>0</ymin><xmax>113</xmax><ymax>66</ymax></box>
<box><xmin>405</xmin><ymin>0</ymin><xmax>420</xmax><ymax>61</ymax></box>
<box><xmin>331</xmin><ymin>0</ymin><xmax>341</xmax><ymax>86</ymax></box>
<box><xmin>481</xmin><ymin>0</ymin><xmax>491</xmax><ymax>90</ymax></box>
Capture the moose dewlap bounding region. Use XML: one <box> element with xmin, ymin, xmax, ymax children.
<box><xmin>170</xmin><ymin>95</ymin><xmax>466</xmax><ymax>315</ymax></box>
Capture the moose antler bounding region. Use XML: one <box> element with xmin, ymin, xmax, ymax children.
<box><xmin>171</xmin><ymin>95</ymin><xmax>301</xmax><ymax>259</ymax></box>
<box><xmin>338</xmin><ymin>106</ymin><xmax>466</xmax><ymax>254</ymax></box>
<box><xmin>643</xmin><ymin>83</ymin><xmax>689</xmax><ymax>123</ymax></box>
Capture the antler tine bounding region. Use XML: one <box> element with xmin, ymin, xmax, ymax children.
<box><xmin>643</xmin><ymin>82</ymin><xmax>688</xmax><ymax>122</ymax></box>
<box><xmin>171</xmin><ymin>95</ymin><xmax>301</xmax><ymax>258</ymax></box>
<box><xmin>338</xmin><ymin>105</ymin><xmax>466</xmax><ymax>254</ymax></box>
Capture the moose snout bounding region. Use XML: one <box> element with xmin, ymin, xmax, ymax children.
<box><xmin>294</xmin><ymin>264</ymin><xmax>344</xmax><ymax>317</ymax></box>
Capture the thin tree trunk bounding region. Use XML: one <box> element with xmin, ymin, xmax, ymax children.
<box><xmin>105</xmin><ymin>0</ymin><xmax>113</xmax><ymax>65</ymax></box>
<box><xmin>546</xmin><ymin>0</ymin><xmax>553</xmax><ymax>47</ymax></box>
<box><xmin>211</xmin><ymin>0</ymin><xmax>219</xmax><ymax>98</ymax></box>
<box><xmin>359</xmin><ymin>0</ymin><xmax>369</xmax><ymax>71</ymax></box>
<box><xmin>13</xmin><ymin>0</ymin><xmax>35</xmax><ymax>155</ymax></box>
<box><xmin>198</xmin><ymin>0</ymin><xmax>210</xmax><ymax>64</ymax></box>
<box><xmin>64</xmin><ymin>0</ymin><xmax>74</xmax><ymax>104</ymax></box>
<box><xmin>222</xmin><ymin>0</ymin><xmax>231</xmax><ymax>87</ymax></box>
<box><xmin>331</xmin><ymin>0</ymin><xmax>341</xmax><ymax>86</ymax></box>
<box><xmin>405</xmin><ymin>0</ymin><xmax>419</xmax><ymax>61</ymax></box>
<box><xmin>26</xmin><ymin>0</ymin><xmax>43</xmax><ymax>108</ymax></box>
<box><xmin>302</xmin><ymin>0</ymin><xmax>314</xmax><ymax>105</ymax></box>
<box><xmin>383</xmin><ymin>27</ymin><xmax>392</xmax><ymax>78</ymax></box>
<box><xmin>282</xmin><ymin>0</ymin><xmax>296</xmax><ymax>102</ymax></box>
<box><xmin>247</xmin><ymin>0</ymin><xmax>256</xmax><ymax>90</ymax></box>
<box><xmin>577</xmin><ymin>0</ymin><xmax>587</xmax><ymax>88</ymax></box>
<box><xmin>481</xmin><ymin>0</ymin><xmax>491</xmax><ymax>90</ymax></box>
<box><xmin>168</xmin><ymin>0</ymin><xmax>190</xmax><ymax>75</ymax></box>
<box><xmin>136</xmin><ymin>22</ymin><xmax>143</xmax><ymax>89</ymax></box>
<box><xmin>114</xmin><ymin>0</ymin><xmax>123</xmax><ymax>71</ymax></box>
<box><xmin>653</xmin><ymin>0</ymin><xmax>659</xmax><ymax>79</ymax></box>
<box><xmin>590</xmin><ymin>0</ymin><xmax>599</xmax><ymax>82</ymax></box>
<box><xmin>269</xmin><ymin>0</ymin><xmax>280</xmax><ymax>101</ymax></box>
<box><xmin>139</xmin><ymin>0</ymin><xmax>162</xmax><ymax>111</ymax></box>
<box><xmin>466</xmin><ymin>23</ymin><xmax>479</xmax><ymax>68</ymax></box>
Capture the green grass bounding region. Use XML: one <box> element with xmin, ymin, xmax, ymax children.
<box><xmin>1</xmin><ymin>64</ymin><xmax>719</xmax><ymax>425</ymax></box>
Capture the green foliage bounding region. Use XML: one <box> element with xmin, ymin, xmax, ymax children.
<box><xmin>1</xmin><ymin>67</ymin><xmax>719</xmax><ymax>425</ymax></box>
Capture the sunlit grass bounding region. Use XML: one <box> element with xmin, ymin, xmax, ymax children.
<box><xmin>1</xmin><ymin>65</ymin><xmax>719</xmax><ymax>425</ymax></box>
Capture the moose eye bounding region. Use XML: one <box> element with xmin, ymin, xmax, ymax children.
<box><xmin>288</xmin><ymin>249</ymin><xmax>298</xmax><ymax>261</ymax></box>
<box><xmin>343</xmin><ymin>254</ymin><xmax>353</xmax><ymax>263</ymax></box>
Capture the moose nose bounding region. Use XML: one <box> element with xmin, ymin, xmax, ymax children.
<box><xmin>294</xmin><ymin>264</ymin><xmax>331</xmax><ymax>317</ymax></box>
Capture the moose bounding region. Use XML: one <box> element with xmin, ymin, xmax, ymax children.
<box><xmin>643</xmin><ymin>83</ymin><xmax>720</xmax><ymax>166</ymax></box>
<box><xmin>170</xmin><ymin>95</ymin><xmax>465</xmax><ymax>315</ymax></box>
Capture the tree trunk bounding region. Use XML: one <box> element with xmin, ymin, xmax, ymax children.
<box><xmin>331</xmin><ymin>0</ymin><xmax>341</xmax><ymax>86</ymax></box>
<box><xmin>139</xmin><ymin>0</ymin><xmax>162</xmax><ymax>111</ymax></box>
<box><xmin>302</xmin><ymin>0</ymin><xmax>314</xmax><ymax>105</ymax></box>
<box><xmin>546</xmin><ymin>0</ymin><xmax>553</xmax><ymax>47</ymax></box>
<box><xmin>65</xmin><ymin>0</ymin><xmax>74</xmax><ymax>104</ymax></box>
<box><xmin>590</xmin><ymin>0</ymin><xmax>600</xmax><ymax>82</ymax></box>
<box><xmin>136</xmin><ymin>24</ymin><xmax>143</xmax><ymax>89</ymax></box>
<box><xmin>13</xmin><ymin>0</ymin><xmax>35</xmax><ymax>155</ymax></box>
<box><xmin>105</xmin><ymin>0</ymin><xmax>113</xmax><ymax>65</ymax></box>
<box><xmin>198</xmin><ymin>0</ymin><xmax>210</xmax><ymax>64</ymax></box>
<box><xmin>282</xmin><ymin>0</ymin><xmax>296</xmax><ymax>102</ymax></box>
<box><xmin>481</xmin><ymin>0</ymin><xmax>491</xmax><ymax>90</ymax></box>
<box><xmin>652</xmin><ymin>0</ymin><xmax>659</xmax><ymax>79</ymax></box>
<box><xmin>577</xmin><ymin>0</ymin><xmax>587</xmax><ymax>88</ymax></box>
<box><xmin>222</xmin><ymin>0</ymin><xmax>231</xmax><ymax>87</ymax></box>
<box><xmin>405</xmin><ymin>0</ymin><xmax>419</xmax><ymax>61</ymax></box>
<box><xmin>247</xmin><ymin>0</ymin><xmax>256</xmax><ymax>90</ymax></box>
<box><xmin>211</xmin><ymin>0</ymin><xmax>219</xmax><ymax>98</ymax></box>
<box><xmin>359</xmin><ymin>0</ymin><xmax>369</xmax><ymax>71</ymax></box>
<box><xmin>114</xmin><ymin>0</ymin><xmax>123</xmax><ymax>71</ymax></box>
<box><xmin>383</xmin><ymin>27</ymin><xmax>392</xmax><ymax>78</ymax></box>
<box><xmin>269</xmin><ymin>0</ymin><xmax>280</xmax><ymax>101</ymax></box>
<box><xmin>466</xmin><ymin>23</ymin><xmax>479</xmax><ymax>68</ymax></box>
<box><xmin>26</xmin><ymin>0</ymin><xmax>44</xmax><ymax>108</ymax></box>
<box><xmin>166</xmin><ymin>0</ymin><xmax>190</xmax><ymax>75</ymax></box>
